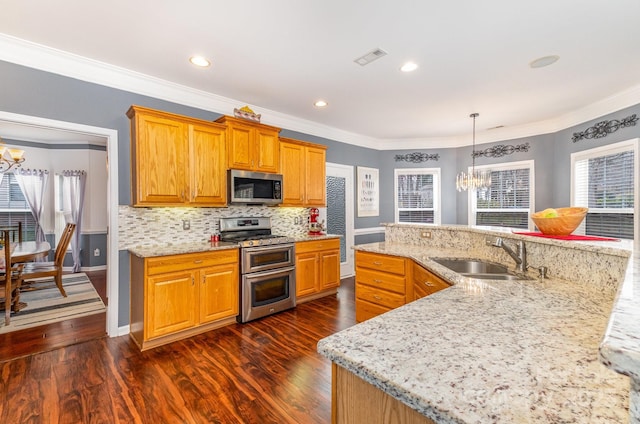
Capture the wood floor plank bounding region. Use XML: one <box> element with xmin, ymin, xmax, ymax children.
<box><xmin>0</xmin><ymin>277</ymin><xmax>356</xmax><ymax>423</ymax></box>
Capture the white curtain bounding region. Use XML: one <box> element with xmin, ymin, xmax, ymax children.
<box><xmin>14</xmin><ymin>169</ymin><xmax>49</xmax><ymax>243</ymax></box>
<box><xmin>62</xmin><ymin>170</ymin><xmax>87</xmax><ymax>272</ymax></box>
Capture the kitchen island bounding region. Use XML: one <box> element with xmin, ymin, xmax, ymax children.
<box><xmin>318</xmin><ymin>225</ymin><xmax>636</xmax><ymax>423</ymax></box>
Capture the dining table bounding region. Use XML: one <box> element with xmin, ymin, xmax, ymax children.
<box><xmin>10</xmin><ymin>241</ymin><xmax>51</xmax><ymax>264</ymax></box>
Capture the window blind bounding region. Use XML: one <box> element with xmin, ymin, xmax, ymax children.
<box><xmin>475</xmin><ymin>168</ymin><xmax>531</xmax><ymax>229</ymax></box>
<box><xmin>0</xmin><ymin>173</ymin><xmax>36</xmax><ymax>241</ymax></box>
<box><xmin>396</xmin><ymin>171</ymin><xmax>437</xmax><ymax>224</ymax></box>
<box><xmin>574</xmin><ymin>149</ymin><xmax>634</xmax><ymax>239</ymax></box>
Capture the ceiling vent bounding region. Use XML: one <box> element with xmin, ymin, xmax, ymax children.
<box><xmin>354</xmin><ymin>48</ymin><xmax>388</xmax><ymax>66</ymax></box>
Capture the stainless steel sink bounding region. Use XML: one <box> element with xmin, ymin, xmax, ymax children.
<box><xmin>432</xmin><ymin>258</ymin><xmax>533</xmax><ymax>281</ymax></box>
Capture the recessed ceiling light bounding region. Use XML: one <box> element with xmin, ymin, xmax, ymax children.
<box><xmin>400</xmin><ymin>62</ymin><xmax>418</xmax><ymax>72</ymax></box>
<box><xmin>529</xmin><ymin>55</ymin><xmax>559</xmax><ymax>69</ymax></box>
<box><xmin>314</xmin><ymin>100</ymin><xmax>328</xmax><ymax>108</ymax></box>
<box><xmin>189</xmin><ymin>56</ymin><xmax>211</xmax><ymax>67</ymax></box>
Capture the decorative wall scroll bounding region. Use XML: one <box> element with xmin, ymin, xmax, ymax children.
<box><xmin>472</xmin><ymin>142</ymin><xmax>530</xmax><ymax>159</ymax></box>
<box><xmin>357</xmin><ymin>166</ymin><xmax>379</xmax><ymax>217</ymax></box>
<box><xmin>571</xmin><ymin>114</ymin><xmax>638</xmax><ymax>143</ymax></box>
<box><xmin>394</xmin><ymin>152</ymin><xmax>440</xmax><ymax>162</ymax></box>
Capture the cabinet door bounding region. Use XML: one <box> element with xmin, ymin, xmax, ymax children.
<box><xmin>199</xmin><ymin>263</ymin><xmax>239</xmax><ymax>324</ymax></box>
<box><xmin>147</xmin><ymin>271</ymin><xmax>196</xmax><ymax>339</ymax></box>
<box><xmin>227</xmin><ymin>123</ymin><xmax>253</xmax><ymax>170</ymax></box>
<box><xmin>190</xmin><ymin>123</ymin><xmax>227</xmax><ymax>206</ymax></box>
<box><xmin>305</xmin><ymin>146</ymin><xmax>326</xmax><ymax>206</ymax></box>
<box><xmin>320</xmin><ymin>250</ymin><xmax>341</xmax><ymax>290</ymax></box>
<box><xmin>254</xmin><ymin>127</ymin><xmax>280</xmax><ymax>173</ymax></box>
<box><xmin>296</xmin><ymin>252</ymin><xmax>319</xmax><ymax>297</ymax></box>
<box><xmin>133</xmin><ymin>113</ymin><xmax>188</xmax><ymax>205</ymax></box>
<box><xmin>280</xmin><ymin>142</ymin><xmax>305</xmax><ymax>205</ymax></box>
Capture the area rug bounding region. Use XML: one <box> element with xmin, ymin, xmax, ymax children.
<box><xmin>0</xmin><ymin>273</ymin><xmax>106</xmax><ymax>334</ymax></box>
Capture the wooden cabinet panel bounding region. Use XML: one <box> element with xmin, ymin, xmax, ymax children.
<box><xmin>305</xmin><ymin>146</ymin><xmax>326</xmax><ymax>206</ymax></box>
<box><xmin>147</xmin><ymin>271</ymin><xmax>196</xmax><ymax>339</ymax></box>
<box><xmin>356</xmin><ymin>283</ymin><xmax>405</xmax><ymax>309</ymax></box>
<box><xmin>413</xmin><ymin>262</ymin><xmax>450</xmax><ymax>300</ymax></box>
<box><xmin>131</xmin><ymin>111</ymin><xmax>187</xmax><ymax>205</ymax></box>
<box><xmin>190</xmin><ymin>124</ymin><xmax>227</xmax><ymax>206</ymax></box>
<box><xmin>356</xmin><ymin>267</ymin><xmax>406</xmax><ymax>294</ymax></box>
<box><xmin>199</xmin><ymin>263</ymin><xmax>239</xmax><ymax>323</ymax></box>
<box><xmin>128</xmin><ymin>105</ymin><xmax>227</xmax><ymax>207</ymax></box>
<box><xmin>279</xmin><ymin>138</ymin><xmax>327</xmax><ymax>207</ymax></box>
<box><xmin>296</xmin><ymin>251</ymin><xmax>319</xmax><ymax>297</ymax></box>
<box><xmin>216</xmin><ymin>115</ymin><xmax>280</xmax><ymax>173</ymax></box>
<box><xmin>130</xmin><ymin>249</ymin><xmax>240</xmax><ymax>350</ymax></box>
<box><xmin>295</xmin><ymin>238</ymin><xmax>341</xmax><ymax>302</ymax></box>
<box><xmin>356</xmin><ymin>251</ymin><xmax>406</xmax><ymax>275</ymax></box>
<box><xmin>280</xmin><ymin>142</ymin><xmax>305</xmax><ymax>204</ymax></box>
<box><xmin>355</xmin><ymin>299</ymin><xmax>392</xmax><ymax>323</ymax></box>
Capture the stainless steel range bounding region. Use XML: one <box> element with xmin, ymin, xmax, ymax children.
<box><xmin>219</xmin><ymin>217</ymin><xmax>296</xmax><ymax>323</ymax></box>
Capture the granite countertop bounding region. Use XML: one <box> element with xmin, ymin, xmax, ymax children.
<box><xmin>128</xmin><ymin>234</ymin><xmax>341</xmax><ymax>258</ymax></box>
<box><xmin>128</xmin><ymin>241</ymin><xmax>239</xmax><ymax>258</ymax></box>
<box><xmin>317</xmin><ymin>241</ymin><xmax>632</xmax><ymax>423</ymax></box>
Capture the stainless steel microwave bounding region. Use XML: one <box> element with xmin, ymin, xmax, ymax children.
<box><xmin>228</xmin><ymin>169</ymin><xmax>283</xmax><ymax>205</ymax></box>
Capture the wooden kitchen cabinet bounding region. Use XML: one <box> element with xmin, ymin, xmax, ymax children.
<box><xmin>279</xmin><ymin>138</ymin><xmax>327</xmax><ymax>206</ymax></box>
<box><xmin>130</xmin><ymin>248</ymin><xmax>239</xmax><ymax>350</ymax></box>
<box><xmin>215</xmin><ymin>115</ymin><xmax>280</xmax><ymax>173</ymax></box>
<box><xmin>295</xmin><ymin>238</ymin><xmax>340</xmax><ymax>303</ymax></box>
<box><xmin>412</xmin><ymin>262</ymin><xmax>450</xmax><ymax>301</ymax></box>
<box><xmin>355</xmin><ymin>251</ymin><xmax>411</xmax><ymax>322</ymax></box>
<box><xmin>128</xmin><ymin>105</ymin><xmax>227</xmax><ymax>207</ymax></box>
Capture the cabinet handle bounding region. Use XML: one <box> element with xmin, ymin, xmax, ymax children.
<box><xmin>373</xmin><ymin>261</ymin><xmax>382</xmax><ymax>266</ymax></box>
<box><xmin>373</xmin><ymin>295</ymin><xmax>382</xmax><ymax>300</ymax></box>
<box><xmin>191</xmin><ymin>276</ymin><xmax>195</xmax><ymax>286</ymax></box>
<box><xmin>373</xmin><ymin>279</ymin><xmax>382</xmax><ymax>283</ymax></box>
<box><xmin>194</xmin><ymin>260</ymin><xmax>203</xmax><ymax>264</ymax></box>
<box><xmin>202</xmin><ymin>276</ymin><xmax>205</xmax><ymax>284</ymax></box>
<box><xmin>424</xmin><ymin>281</ymin><xmax>434</xmax><ymax>287</ymax></box>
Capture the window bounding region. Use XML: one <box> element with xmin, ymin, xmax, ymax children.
<box><xmin>0</xmin><ymin>173</ymin><xmax>36</xmax><ymax>241</ymax></box>
<box><xmin>572</xmin><ymin>139</ymin><xmax>638</xmax><ymax>240</ymax></box>
<box><xmin>470</xmin><ymin>160</ymin><xmax>534</xmax><ymax>230</ymax></box>
<box><xmin>394</xmin><ymin>168</ymin><xmax>440</xmax><ymax>224</ymax></box>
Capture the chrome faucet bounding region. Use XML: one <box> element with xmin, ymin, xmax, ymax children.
<box><xmin>488</xmin><ymin>237</ymin><xmax>527</xmax><ymax>272</ymax></box>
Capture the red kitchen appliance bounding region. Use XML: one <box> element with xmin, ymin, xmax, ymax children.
<box><xmin>308</xmin><ymin>207</ymin><xmax>325</xmax><ymax>235</ymax></box>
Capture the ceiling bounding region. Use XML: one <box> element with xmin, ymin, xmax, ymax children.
<box><xmin>2</xmin><ymin>0</ymin><xmax>640</xmax><ymax>148</ymax></box>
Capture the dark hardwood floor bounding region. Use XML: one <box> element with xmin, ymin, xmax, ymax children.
<box><xmin>0</xmin><ymin>276</ymin><xmax>356</xmax><ymax>423</ymax></box>
<box><xmin>0</xmin><ymin>270</ymin><xmax>108</xmax><ymax>362</ymax></box>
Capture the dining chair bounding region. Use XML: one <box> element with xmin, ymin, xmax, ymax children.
<box><xmin>1</xmin><ymin>230</ymin><xmax>25</xmax><ymax>326</ymax></box>
<box><xmin>21</xmin><ymin>223</ymin><xmax>76</xmax><ymax>298</ymax></box>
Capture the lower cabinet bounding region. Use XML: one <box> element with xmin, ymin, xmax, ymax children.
<box><xmin>295</xmin><ymin>238</ymin><xmax>341</xmax><ymax>303</ymax></box>
<box><xmin>130</xmin><ymin>248</ymin><xmax>239</xmax><ymax>350</ymax></box>
<box><xmin>355</xmin><ymin>251</ymin><xmax>450</xmax><ymax>322</ymax></box>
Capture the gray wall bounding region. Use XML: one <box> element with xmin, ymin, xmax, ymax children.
<box><xmin>3</xmin><ymin>59</ymin><xmax>640</xmax><ymax>327</ymax></box>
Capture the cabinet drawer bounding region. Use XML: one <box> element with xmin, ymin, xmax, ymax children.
<box><xmin>356</xmin><ymin>283</ymin><xmax>405</xmax><ymax>309</ymax></box>
<box><xmin>356</xmin><ymin>268</ymin><xmax>406</xmax><ymax>294</ymax></box>
<box><xmin>413</xmin><ymin>263</ymin><xmax>450</xmax><ymax>298</ymax></box>
<box><xmin>147</xmin><ymin>249</ymin><xmax>238</xmax><ymax>275</ymax></box>
<box><xmin>355</xmin><ymin>299</ymin><xmax>393</xmax><ymax>322</ymax></box>
<box><xmin>356</xmin><ymin>251</ymin><xmax>405</xmax><ymax>275</ymax></box>
<box><xmin>296</xmin><ymin>238</ymin><xmax>340</xmax><ymax>254</ymax></box>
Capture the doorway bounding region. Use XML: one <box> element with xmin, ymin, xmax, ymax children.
<box><xmin>321</xmin><ymin>162</ymin><xmax>354</xmax><ymax>278</ymax></box>
<box><xmin>0</xmin><ymin>110</ymin><xmax>119</xmax><ymax>337</ymax></box>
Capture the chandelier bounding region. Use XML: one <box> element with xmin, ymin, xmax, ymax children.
<box><xmin>456</xmin><ymin>113</ymin><xmax>491</xmax><ymax>192</ymax></box>
<box><xmin>0</xmin><ymin>137</ymin><xmax>26</xmax><ymax>173</ymax></box>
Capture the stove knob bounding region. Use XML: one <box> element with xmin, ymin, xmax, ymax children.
<box><xmin>248</xmin><ymin>240</ymin><xmax>254</xmax><ymax>246</ymax></box>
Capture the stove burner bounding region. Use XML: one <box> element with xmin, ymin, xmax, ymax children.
<box><xmin>219</xmin><ymin>217</ymin><xmax>294</xmax><ymax>247</ymax></box>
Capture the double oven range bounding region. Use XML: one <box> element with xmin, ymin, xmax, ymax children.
<box><xmin>219</xmin><ymin>217</ymin><xmax>296</xmax><ymax>323</ymax></box>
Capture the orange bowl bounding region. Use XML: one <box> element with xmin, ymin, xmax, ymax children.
<box><xmin>531</xmin><ymin>207</ymin><xmax>588</xmax><ymax>236</ymax></box>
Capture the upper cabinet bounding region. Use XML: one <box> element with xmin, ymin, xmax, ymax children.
<box><xmin>128</xmin><ymin>105</ymin><xmax>227</xmax><ymax>207</ymax></box>
<box><xmin>279</xmin><ymin>137</ymin><xmax>327</xmax><ymax>207</ymax></box>
<box><xmin>215</xmin><ymin>116</ymin><xmax>280</xmax><ymax>173</ymax></box>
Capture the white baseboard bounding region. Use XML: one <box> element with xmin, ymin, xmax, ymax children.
<box><xmin>117</xmin><ymin>325</ymin><xmax>130</xmax><ymax>337</ymax></box>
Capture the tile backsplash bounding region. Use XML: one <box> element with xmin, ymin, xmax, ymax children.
<box><xmin>118</xmin><ymin>205</ymin><xmax>311</xmax><ymax>249</ymax></box>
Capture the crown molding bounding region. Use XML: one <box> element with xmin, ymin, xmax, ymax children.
<box><xmin>1</xmin><ymin>33</ymin><xmax>639</xmax><ymax>151</ymax></box>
